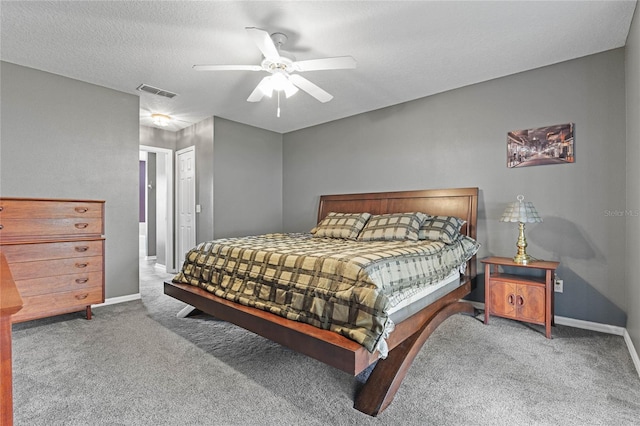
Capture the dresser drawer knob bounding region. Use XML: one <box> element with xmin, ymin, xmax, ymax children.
<box><xmin>75</xmin><ymin>246</ymin><xmax>89</xmax><ymax>252</ymax></box>
<box><xmin>74</xmin><ymin>223</ymin><xmax>89</xmax><ymax>229</ymax></box>
<box><xmin>75</xmin><ymin>278</ymin><xmax>89</xmax><ymax>284</ymax></box>
<box><xmin>75</xmin><ymin>293</ymin><xmax>89</xmax><ymax>300</ymax></box>
<box><xmin>75</xmin><ymin>207</ymin><xmax>89</xmax><ymax>213</ymax></box>
<box><xmin>0</xmin><ymin>206</ymin><xmax>3</xmax><ymax>211</ymax></box>
<box><xmin>0</xmin><ymin>224</ymin><xmax>3</xmax><ymax>230</ymax></box>
<box><xmin>75</xmin><ymin>262</ymin><xmax>88</xmax><ymax>268</ymax></box>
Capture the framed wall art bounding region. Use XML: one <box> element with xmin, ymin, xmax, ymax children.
<box><xmin>507</xmin><ymin>123</ymin><xmax>574</xmax><ymax>168</ymax></box>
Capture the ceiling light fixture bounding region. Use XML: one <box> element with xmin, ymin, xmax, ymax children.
<box><xmin>258</xmin><ymin>73</ymin><xmax>299</xmax><ymax>98</ymax></box>
<box><xmin>151</xmin><ymin>113</ymin><xmax>171</xmax><ymax>127</ymax></box>
<box><xmin>256</xmin><ymin>72</ymin><xmax>299</xmax><ymax>118</ymax></box>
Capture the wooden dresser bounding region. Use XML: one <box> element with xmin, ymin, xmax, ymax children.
<box><xmin>0</xmin><ymin>198</ymin><xmax>105</xmax><ymax>323</ymax></box>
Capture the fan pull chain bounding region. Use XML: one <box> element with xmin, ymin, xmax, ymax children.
<box><xmin>277</xmin><ymin>91</ymin><xmax>281</xmax><ymax>118</ymax></box>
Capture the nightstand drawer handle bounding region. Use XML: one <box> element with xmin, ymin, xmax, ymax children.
<box><xmin>507</xmin><ymin>294</ymin><xmax>515</xmax><ymax>305</ymax></box>
<box><xmin>75</xmin><ymin>207</ymin><xmax>89</xmax><ymax>213</ymax></box>
<box><xmin>75</xmin><ymin>278</ymin><xmax>89</xmax><ymax>284</ymax></box>
<box><xmin>75</xmin><ymin>262</ymin><xmax>88</xmax><ymax>268</ymax></box>
<box><xmin>516</xmin><ymin>296</ymin><xmax>524</xmax><ymax>306</ymax></box>
<box><xmin>75</xmin><ymin>223</ymin><xmax>89</xmax><ymax>229</ymax></box>
<box><xmin>75</xmin><ymin>246</ymin><xmax>89</xmax><ymax>252</ymax></box>
<box><xmin>75</xmin><ymin>293</ymin><xmax>89</xmax><ymax>300</ymax></box>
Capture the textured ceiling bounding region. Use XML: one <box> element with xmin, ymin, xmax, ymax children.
<box><xmin>1</xmin><ymin>1</ymin><xmax>637</xmax><ymax>133</ymax></box>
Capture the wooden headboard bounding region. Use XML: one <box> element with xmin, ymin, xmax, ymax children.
<box><xmin>317</xmin><ymin>187</ymin><xmax>479</xmax><ymax>278</ymax></box>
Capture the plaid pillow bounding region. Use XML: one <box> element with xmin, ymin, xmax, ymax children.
<box><xmin>458</xmin><ymin>234</ymin><xmax>481</xmax><ymax>260</ymax></box>
<box><xmin>419</xmin><ymin>215</ymin><xmax>465</xmax><ymax>244</ymax></box>
<box><xmin>357</xmin><ymin>212</ymin><xmax>426</xmax><ymax>241</ymax></box>
<box><xmin>311</xmin><ymin>212</ymin><xmax>372</xmax><ymax>240</ymax></box>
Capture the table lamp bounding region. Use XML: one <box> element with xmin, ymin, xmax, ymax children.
<box><xmin>500</xmin><ymin>194</ymin><xmax>542</xmax><ymax>264</ymax></box>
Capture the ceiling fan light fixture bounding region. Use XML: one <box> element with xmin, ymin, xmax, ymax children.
<box><xmin>259</xmin><ymin>77</ymin><xmax>274</xmax><ymax>97</ymax></box>
<box><xmin>284</xmin><ymin>82</ymin><xmax>299</xmax><ymax>98</ymax></box>
<box><xmin>271</xmin><ymin>72</ymin><xmax>288</xmax><ymax>91</ymax></box>
<box><xmin>196</xmin><ymin>27</ymin><xmax>356</xmax><ymax>105</ymax></box>
<box><xmin>270</xmin><ymin>71</ymin><xmax>298</xmax><ymax>98</ymax></box>
<box><xmin>151</xmin><ymin>113</ymin><xmax>172</xmax><ymax>127</ymax></box>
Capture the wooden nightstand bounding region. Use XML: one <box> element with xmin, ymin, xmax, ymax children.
<box><xmin>481</xmin><ymin>256</ymin><xmax>559</xmax><ymax>338</ymax></box>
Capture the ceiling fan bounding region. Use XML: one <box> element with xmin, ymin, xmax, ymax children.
<box><xmin>193</xmin><ymin>27</ymin><xmax>356</xmax><ymax>105</ymax></box>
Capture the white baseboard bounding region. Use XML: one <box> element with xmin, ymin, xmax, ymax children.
<box><xmin>95</xmin><ymin>293</ymin><xmax>141</xmax><ymax>307</ymax></box>
<box><xmin>554</xmin><ymin>315</ymin><xmax>625</xmax><ymax>336</ymax></box>
<box><xmin>624</xmin><ymin>330</ymin><xmax>640</xmax><ymax>378</ymax></box>
<box><xmin>467</xmin><ymin>301</ymin><xmax>639</xmax><ymax>378</ymax></box>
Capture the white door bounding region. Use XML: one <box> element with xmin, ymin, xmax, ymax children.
<box><xmin>177</xmin><ymin>146</ymin><xmax>196</xmax><ymax>266</ymax></box>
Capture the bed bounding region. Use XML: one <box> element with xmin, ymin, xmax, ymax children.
<box><xmin>164</xmin><ymin>187</ymin><xmax>479</xmax><ymax>416</ymax></box>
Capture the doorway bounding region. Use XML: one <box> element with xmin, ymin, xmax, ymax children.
<box><xmin>140</xmin><ymin>145</ymin><xmax>175</xmax><ymax>273</ymax></box>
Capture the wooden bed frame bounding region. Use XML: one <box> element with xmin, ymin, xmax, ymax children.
<box><xmin>164</xmin><ymin>187</ymin><xmax>478</xmax><ymax>416</ymax></box>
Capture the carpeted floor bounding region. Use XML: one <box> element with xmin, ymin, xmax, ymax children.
<box><xmin>10</xmin><ymin>258</ymin><xmax>640</xmax><ymax>425</ymax></box>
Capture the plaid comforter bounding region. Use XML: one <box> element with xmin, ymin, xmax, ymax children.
<box><xmin>173</xmin><ymin>233</ymin><xmax>478</xmax><ymax>354</ymax></box>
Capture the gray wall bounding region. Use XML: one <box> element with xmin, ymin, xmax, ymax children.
<box><xmin>0</xmin><ymin>61</ymin><xmax>140</xmax><ymax>299</ymax></box>
<box><xmin>140</xmin><ymin>117</ymin><xmax>283</xmax><ymax>246</ymax></box>
<box><xmin>213</xmin><ymin>117</ymin><xmax>283</xmax><ymax>238</ymax></box>
<box><xmin>140</xmin><ymin>125</ymin><xmax>176</xmax><ymax>151</ymax></box>
<box><xmin>177</xmin><ymin>117</ymin><xmax>215</xmax><ymax>243</ymax></box>
<box><xmin>283</xmin><ymin>49</ymin><xmax>627</xmax><ymax>327</ymax></box>
<box><xmin>625</xmin><ymin>7</ymin><xmax>640</xmax><ymax>363</ymax></box>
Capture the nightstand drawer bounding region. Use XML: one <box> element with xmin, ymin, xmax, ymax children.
<box><xmin>489</xmin><ymin>280</ymin><xmax>545</xmax><ymax>324</ymax></box>
<box><xmin>488</xmin><ymin>281</ymin><xmax>517</xmax><ymax>319</ymax></box>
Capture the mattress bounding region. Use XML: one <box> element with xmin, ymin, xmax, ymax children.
<box><xmin>389</xmin><ymin>269</ymin><xmax>461</xmax><ymax>323</ymax></box>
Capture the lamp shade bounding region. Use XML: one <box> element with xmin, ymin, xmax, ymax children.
<box><xmin>500</xmin><ymin>195</ymin><xmax>542</xmax><ymax>223</ymax></box>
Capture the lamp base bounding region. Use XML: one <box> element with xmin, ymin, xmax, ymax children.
<box><xmin>513</xmin><ymin>253</ymin><xmax>533</xmax><ymax>265</ymax></box>
<box><xmin>512</xmin><ymin>222</ymin><xmax>535</xmax><ymax>265</ymax></box>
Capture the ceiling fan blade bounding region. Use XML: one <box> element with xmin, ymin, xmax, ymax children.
<box><xmin>245</xmin><ymin>27</ymin><xmax>280</xmax><ymax>61</ymax></box>
<box><xmin>288</xmin><ymin>74</ymin><xmax>333</xmax><ymax>103</ymax></box>
<box><xmin>247</xmin><ymin>76</ymin><xmax>273</xmax><ymax>102</ymax></box>
<box><xmin>193</xmin><ymin>64</ymin><xmax>262</xmax><ymax>71</ymax></box>
<box><xmin>293</xmin><ymin>56</ymin><xmax>357</xmax><ymax>72</ymax></box>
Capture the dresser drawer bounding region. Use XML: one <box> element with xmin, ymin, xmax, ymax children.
<box><xmin>11</xmin><ymin>287</ymin><xmax>104</xmax><ymax>323</ymax></box>
<box><xmin>0</xmin><ymin>198</ymin><xmax>104</xmax><ymax>242</ymax></box>
<box><xmin>0</xmin><ymin>199</ymin><xmax>103</xmax><ymax>219</ymax></box>
<box><xmin>15</xmin><ymin>271</ymin><xmax>103</xmax><ymax>297</ymax></box>
<box><xmin>7</xmin><ymin>255</ymin><xmax>103</xmax><ymax>280</ymax></box>
<box><xmin>0</xmin><ymin>218</ymin><xmax>103</xmax><ymax>240</ymax></box>
<box><xmin>1</xmin><ymin>240</ymin><xmax>103</xmax><ymax>262</ymax></box>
